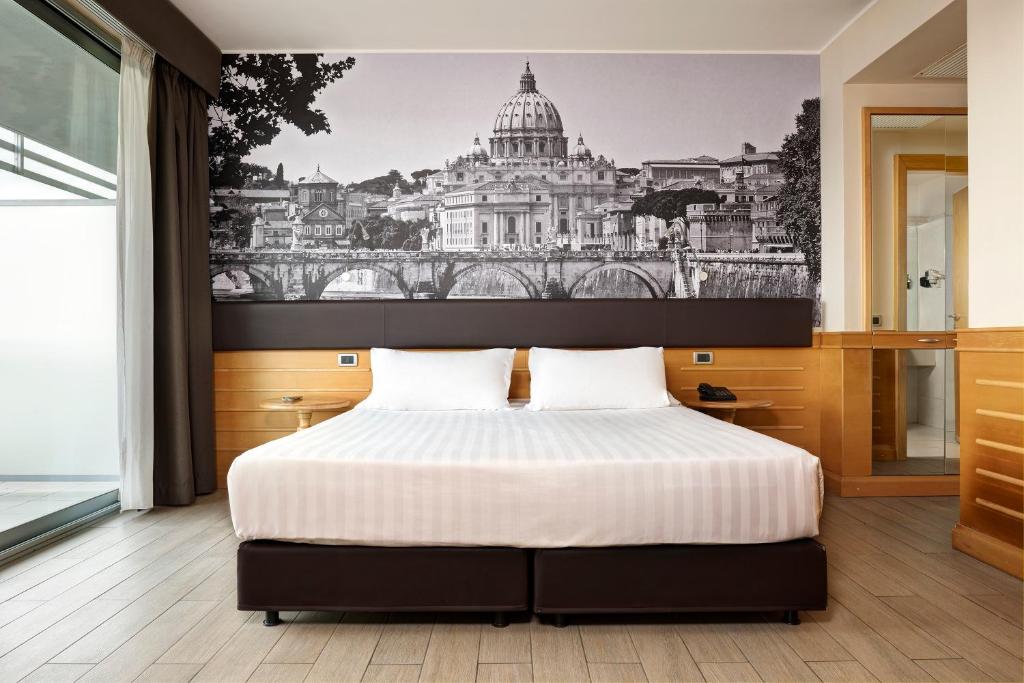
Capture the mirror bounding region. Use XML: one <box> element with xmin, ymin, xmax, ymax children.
<box><xmin>869</xmin><ymin>113</ymin><xmax>967</xmax><ymax>331</ymax></box>
<box><xmin>868</xmin><ymin>111</ymin><xmax>965</xmax><ymax>476</ymax></box>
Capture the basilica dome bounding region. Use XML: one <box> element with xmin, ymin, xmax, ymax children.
<box><xmin>489</xmin><ymin>62</ymin><xmax>568</xmax><ymax>160</ymax></box>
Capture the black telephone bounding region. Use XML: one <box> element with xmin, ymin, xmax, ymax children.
<box><xmin>698</xmin><ymin>383</ymin><xmax>737</xmax><ymax>402</ymax></box>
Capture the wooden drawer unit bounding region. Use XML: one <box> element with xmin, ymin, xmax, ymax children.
<box><xmin>953</xmin><ymin>329</ymin><xmax>1024</xmax><ymax>578</ymax></box>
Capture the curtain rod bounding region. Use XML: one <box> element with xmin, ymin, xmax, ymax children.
<box><xmin>52</xmin><ymin>0</ymin><xmax>151</xmax><ymax>55</ymax></box>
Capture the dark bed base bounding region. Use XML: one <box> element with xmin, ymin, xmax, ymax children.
<box><xmin>236</xmin><ymin>541</ymin><xmax>529</xmax><ymax>627</ymax></box>
<box><xmin>533</xmin><ymin>539</ymin><xmax>827</xmax><ymax>626</ymax></box>
<box><xmin>237</xmin><ymin>539</ymin><xmax>826</xmax><ymax>628</ymax></box>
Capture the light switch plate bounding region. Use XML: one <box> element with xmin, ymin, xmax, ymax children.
<box><xmin>337</xmin><ymin>353</ymin><xmax>358</xmax><ymax>367</ymax></box>
<box><xmin>693</xmin><ymin>351</ymin><xmax>714</xmax><ymax>365</ymax></box>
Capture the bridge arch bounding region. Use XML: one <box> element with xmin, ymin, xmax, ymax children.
<box><xmin>210</xmin><ymin>264</ymin><xmax>279</xmax><ymax>297</ymax></box>
<box><xmin>309</xmin><ymin>262</ymin><xmax>411</xmax><ymax>300</ymax></box>
<box><xmin>568</xmin><ymin>262</ymin><xmax>667</xmax><ymax>299</ymax></box>
<box><xmin>445</xmin><ymin>262</ymin><xmax>540</xmax><ymax>299</ymax></box>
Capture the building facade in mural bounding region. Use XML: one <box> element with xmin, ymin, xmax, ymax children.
<box><xmin>210</xmin><ymin>55</ymin><xmax>819</xmax><ymax>303</ymax></box>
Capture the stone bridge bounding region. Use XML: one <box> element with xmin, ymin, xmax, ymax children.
<box><xmin>209</xmin><ymin>249</ymin><xmax>808</xmax><ymax>301</ymax></box>
<box><xmin>210</xmin><ymin>249</ymin><xmax>691</xmax><ymax>300</ymax></box>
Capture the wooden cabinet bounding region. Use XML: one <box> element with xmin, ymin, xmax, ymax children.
<box><xmin>953</xmin><ymin>328</ymin><xmax>1024</xmax><ymax>578</ymax></box>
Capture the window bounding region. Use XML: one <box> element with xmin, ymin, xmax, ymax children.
<box><xmin>313</xmin><ymin>190</ymin><xmax>323</xmax><ymax>203</ymax></box>
<box><xmin>539</xmin><ymin>142</ymin><xmax>546</xmax><ymax>154</ymax></box>
<box><xmin>325</xmin><ymin>225</ymin><xmax>333</xmax><ymax>236</ymax></box>
<box><xmin>535</xmin><ymin>195</ymin><xmax>541</xmax><ymax>201</ymax></box>
<box><xmin>507</xmin><ymin>216</ymin><xmax>516</xmax><ymax>234</ymax></box>
<box><xmin>456</xmin><ymin>172</ymin><xmax>464</xmax><ymax>181</ymax></box>
<box><xmin>0</xmin><ymin>0</ymin><xmax>122</xmax><ymax>550</ymax></box>
<box><xmin>535</xmin><ymin>222</ymin><xmax>542</xmax><ymax>233</ymax></box>
<box><xmin>576</xmin><ymin>174</ymin><xmax>582</xmax><ymax>182</ymax></box>
<box><xmin>314</xmin><ymin>225</ymin><xmax>322</xmax><ymax>236</ymax></box>
<box><xmin>482</xmin><ymin>195</ymin><xmax>488</xmax><ymax>202</ymax></box>
<box><xmin>525</xmin><ymin>141</ymin><xmax>532</xmax><ymax>154</ymax></box>
<box><xmin>304</xmin><ymin>226</ymin><xmax>312</xmax><ymax>235</ymax></box>
<box><xmin>559</xmin><ymin>217</ymin><xmax>568</xmax><ymax>232</ymax></box>
<box><xmin>559</xmin><ymin>173</ymin><xmax>567</xmax><ymax>180</ymax></box>
<box><xmin>597</xmin><ymin>171</ymin><xmax>605</xmax><ymax>180</ymax></box>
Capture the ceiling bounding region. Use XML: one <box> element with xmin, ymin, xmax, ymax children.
<box><xmin>167</xmin><ymin>0</ymin><xmax>875</xmax><ymax>54</ymax></box>
<box><xmin>848</xmin><ymin>0</ymin><xmax>966</xmax><ymax>83</ymax></box>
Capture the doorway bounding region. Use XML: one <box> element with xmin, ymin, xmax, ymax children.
<box><xmin>865</xmin><ymin>110</ymin><xmax>967</xmax><ymax>478</ymax></box>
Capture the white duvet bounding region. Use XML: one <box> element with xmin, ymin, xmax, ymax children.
<box><xmin>227</xmin><ymin>404</ymin><xmax>823</xmax><ymax>548</ymax></box>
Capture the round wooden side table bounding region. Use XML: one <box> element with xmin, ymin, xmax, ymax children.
<box><xmin>683</xmin><ymin>399</ymin><xmax>774</xmax><ymax>424</ymax></box>
<box><xmin>258</xmin><ymin>397</ymin><xmax>352</xmax><ymax>431</ymax></box>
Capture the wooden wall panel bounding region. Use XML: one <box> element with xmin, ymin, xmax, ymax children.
<box><xmin>954</xmin><ymin>328</ymin><xmax>1024</xmax><ymax>578</ymax></box>
<box><xmin>214</xmin><ymin>346</ymin><xmax>823</xmax><ymax>487</ymax></box>
<box><xmin>871</xmin><ymin>349</ymin><xmax>899</xmax><ymax>460</ymax></box>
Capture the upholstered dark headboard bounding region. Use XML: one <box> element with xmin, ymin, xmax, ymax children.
<box><xmin>212</xmin><ymin>299</ymin><xmax>813</xmax><ymax>350</ymax></box>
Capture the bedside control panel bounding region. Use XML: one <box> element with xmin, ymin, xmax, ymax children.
<box><xmin>337</xmin><ymin>353</ymin><xmax>358</xmax><ymax>367</ymax></box>
<box><xmin>693</xmin><ymin>351</ymin><xmax>714</xmax><ymax>365</ymax></box>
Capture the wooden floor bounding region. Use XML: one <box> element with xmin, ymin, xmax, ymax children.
<box><xmin>0</xmin><ymin>493</ymin><xmax>1020</xmax><ymax>683</ymax></box>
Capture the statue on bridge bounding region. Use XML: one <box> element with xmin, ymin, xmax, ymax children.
<box><xmin>290</xmin><ymin>216</ymin><xmax>304</xmax><ymax>252</ymax></box>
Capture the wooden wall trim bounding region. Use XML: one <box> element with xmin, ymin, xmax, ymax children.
<box><xmin>819</xmin><ymin>332</ymin><xmax>872</xmax><ymax>349</ymax></box>
<box><xmin>952</xmin><ymin>523</ymin><xmax>1024</xmax><ymax>579</ymax></box>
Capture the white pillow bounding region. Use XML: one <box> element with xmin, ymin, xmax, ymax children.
<box><xmin>361</xmin><ymin>348</ymin><xmax>515</xmax><ymax>410</ymax></box>
<box><xmin>526</xmin><ymin>347</ymin><xmax>675</xmax><ymax>411</ymax></box>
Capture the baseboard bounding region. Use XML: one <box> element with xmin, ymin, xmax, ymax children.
<box><xmin>838</xmin><ymin>474</ymin><xmax>960</xmax><ymax>497</ymax></box>
<box><xmin>952</xmin><ymin>523</ymin><xmax>1024</xmax><ymax>579</ymax></box>
<box><xmin>822</xmin><ymin>469</ymin><xmax>842</xmax><ymax>494</ymax></box>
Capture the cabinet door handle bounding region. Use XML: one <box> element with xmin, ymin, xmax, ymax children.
<box><xmin>916</xmin><ymin>338</ymin><xmax>942</xmax><ymax>343</ymax></box>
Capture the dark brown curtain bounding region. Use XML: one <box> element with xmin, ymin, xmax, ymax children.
<box><xmin>150</xmin><ymin>56</ymin><xmax>216</xmax><ymax>505</ymax></box>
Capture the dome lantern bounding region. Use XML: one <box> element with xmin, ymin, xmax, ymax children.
<box><xmin>519</xmin><ymin>60</ymin><xmax>537</xmax><ymax>93</ymax></box>
<box><xmin>490</xmin><ymin>62</ymin><xmax>567</xmax><ymax>162</ymax></box>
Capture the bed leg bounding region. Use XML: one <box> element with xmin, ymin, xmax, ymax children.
<box><xmin>492</xmin><ymin>611</ymin><xmax>509</xmax><ymax>628</ymax></box>
<box><xmin>263</xmin><ymin>610</ymin><xmax>281</xmax><ymax>627</ymax></box>
<box><xmin>553</xmin><ymin>614</ymin><xmax>568</xmax><ymax>628</ymax></box>
<box><xmin>782</xmin><ymin>610</ymin><xmax>800</xmax><ymax>626</ymax></box>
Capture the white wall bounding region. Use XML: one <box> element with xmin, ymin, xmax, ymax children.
<box><xmin>818</xmin><ymin>0</ymin><xmax>958</xmax><ymax>331</ymax></box>
<box><xmin>967</xmin><ymin>0</ymin><xmax>1024</xmax><ymax>328</ymax></box>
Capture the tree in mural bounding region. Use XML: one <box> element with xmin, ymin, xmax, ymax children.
<box><xmin>348</xmin><ymin>169</ymin><xmax>411</xmax><ymax>196</ymax></box>
<box><xmin>210</xmin><ymin>204</ymin><xmax>255</xmax><ymax>248</ymax></box>
<box><xmin>350</xmin><ymin>216</ymin><xmax>432</xmax><ymax>251</ymax></box>
<box><xmin>209</xmin><ymin>53</ymin><xmax>355</xmax><ymax>188</ymax></box>
<box><xmin>777</xmin><ymin>97</ymin><xmax>821</xmax><ymax>283</ymax></box>
<box><xmin>631</xmin><ymin>187</ymin><xmax>721</xmax><ymax>245</ymax></box>
<box><xmin>410</xmin><ymin>168</ymin><xmax>441</xmax><ymax>191</ymax></box>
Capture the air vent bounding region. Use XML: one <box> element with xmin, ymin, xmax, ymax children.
<box><xmin>915</xmin><ymin>43</ymin><xmax>967</xmax><ymax>80</ymax></box>
<box><xmin>871</xmin><ymin>115</ymin><xmax>941</xmax><ymax>130</ymax></box>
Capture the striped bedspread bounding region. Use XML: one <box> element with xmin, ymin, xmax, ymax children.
<box><xmin>227</xmin><ymin>404</ymin><xmax>823</xmax><ymax>547</ymax></box>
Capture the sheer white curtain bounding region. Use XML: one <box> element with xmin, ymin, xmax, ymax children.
<box><xmin>116</xmin><ymin>38</ymin><xmax>155</xmax><ymax>510</ymax></box>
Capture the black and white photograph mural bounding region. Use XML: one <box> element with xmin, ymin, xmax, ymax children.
<box><xmin>209</xmin><ymin>53</ymin><xmax>821</xmax><ymax>303</ymax></box>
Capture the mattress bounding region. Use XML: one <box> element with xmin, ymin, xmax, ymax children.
<box><xmin>227</xmin><ymin>404</ymin><xmax>823</xmax><ymax>548</ymax></box>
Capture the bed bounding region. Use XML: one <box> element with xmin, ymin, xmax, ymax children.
<box><xmin>228</xmin><ymin>403</ymin><xmax>827</xmax><ymax>627</ymax></box>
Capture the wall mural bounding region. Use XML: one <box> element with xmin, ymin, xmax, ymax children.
<box><xmin>208</xmin><ymin>53</ymin><xmax>820</xmax><ymax>306</ymax></box>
